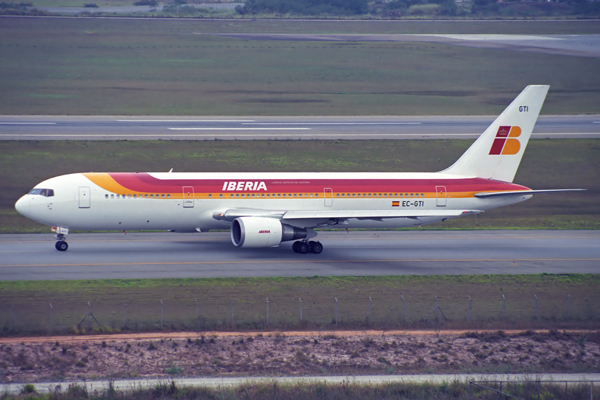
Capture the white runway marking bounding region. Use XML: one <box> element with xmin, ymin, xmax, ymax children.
<box><xmin>242</xmin><ymin>122</ymin><xmax>422</xmax><ymax>125</ymax></box>
<box><xmin>168</xmin><ymin>127</ymin><xmax>311</xmax><ymax>131</ymax></box>
<box><xmin>0</xmin><ymin>122</ymin><xmax>56</xmax><ymax>125</ymax></box>
<box><xmin>117</xmin><ymin>119</ymin><xmax>255</xmax><ymax>122</ymax></box>
<box><xmin>426</xmin><ymin>34</ymin><xmax>561</xmax><ymax>41</ymax></box>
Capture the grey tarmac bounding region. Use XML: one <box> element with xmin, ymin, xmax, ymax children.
<box><xmin>0</xmin><ymin>115</ymin><xmax>598</xmax><ymax>141</ymax></box>
<box><xmin>1</xmin><ymin>230</ymin><xmax>599</xmax><ymax>281</ymax></box>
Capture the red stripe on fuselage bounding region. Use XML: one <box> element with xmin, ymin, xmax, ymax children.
<box><xmin>105</xmin><ymin>173</ymin><xmax>529</xmax><ymax>194</ymax></box>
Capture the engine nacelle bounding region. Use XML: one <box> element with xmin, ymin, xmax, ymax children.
<box><xmin>231</xmin><ymin>217</ymin><xmax>307</xmax><ymax>248</ymax></box>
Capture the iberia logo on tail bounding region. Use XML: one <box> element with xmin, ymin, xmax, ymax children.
<box><xmin>489</xmin><ymin>126</ymin><xmax>521</xmax><ymax>155</ymax></box>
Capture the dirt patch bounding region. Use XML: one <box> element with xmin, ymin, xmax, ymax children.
<box><xmin>1</xmin><ymin>330</ymin><xmax>598</xmax><ymax>383</ymax></box>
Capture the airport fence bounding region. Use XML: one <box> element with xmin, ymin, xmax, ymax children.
<box><xmin>2</xmin><ymin>290</ymin><xmax>599</xmax><ymax>335</ymax></box>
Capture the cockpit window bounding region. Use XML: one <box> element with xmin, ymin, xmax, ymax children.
<box><xmin>28</xmin><ymin>188</ymin><xmax>54</xmax><ymax>197</ymax></box>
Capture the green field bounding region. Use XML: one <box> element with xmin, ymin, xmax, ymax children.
<box><xmin>1</xmin><ymin>139</ymin><xmax>598</xmax><ymax>233</ymax></box>
<box><xmin>1</xmin><ymin>18</ymin><xmax>599</xmax><ymax>115</ymax></box>
<box><xmin>4</xmin><ymin>380</ymin><xmax>600</xmax><ymax>400</ymax></box>
<box><xmin>1</xmin><ymin>274</ymin><xmax>598</xmax><ymax>335</ymax></box>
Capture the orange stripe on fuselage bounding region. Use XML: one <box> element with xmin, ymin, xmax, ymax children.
<box><xmin>83</xmin><ymin>173</ymin><xmax>128</xmax><ymax>193</ymax></box>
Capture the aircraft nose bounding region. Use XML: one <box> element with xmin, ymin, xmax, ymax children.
<box><xmin>15</xmin><ymin>196</ymin><xmax>30</xmax><ymax>217</ymax></box>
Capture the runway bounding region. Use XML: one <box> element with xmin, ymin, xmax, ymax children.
<box><xmin>1</xmin><ymin>230</ymin><xmax>598</xmax><ymax>281</ymax></box>
<box><xmin>0</xmin><ymin>115</ymin><xmax>598</xmax><ymax>140</ymax></box>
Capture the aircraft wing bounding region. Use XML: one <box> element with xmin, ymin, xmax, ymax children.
<box><xmin>213</xmin><ymin>208</ymin><xmax>482</xmax><ymax>222</ymax></box>
<box><xmin>474</xmin><ymin>189</ymin><xmax>586</xmax><ymax>198</ymax></box>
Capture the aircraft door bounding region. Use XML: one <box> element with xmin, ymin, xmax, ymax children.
<box><xmin>78</xmin><ymin>186</ymin><xmax>90</xmax><ymax>208</ymax></box>
<box><xmin>183</xmin><ymin>186</ymin><xmax>194</xmax><ymax>208</ymax></box>
<box><xmin>324</xmin><ymin>188</ymin><xmax>333</xmax><ymax>207</ymax></box>
<box><xmin>436</xmin><ymin>186</ymin><xmax>447</xmax><ymax>207</ymax></box>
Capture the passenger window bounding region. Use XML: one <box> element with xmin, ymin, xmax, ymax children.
<box><xmin>220</xmin><ymin>194</ymin><xmax>223</xmax><ymax>198</ymax></box>
<box><xmin>209</xmin><ymin>194</ymin><xmax>212</xmax><ymax>198</ymax></box>
<box><xmin>105</xmin><ymin>194</ymin><xmax>108</xmax><ymax>199</ymax></box>
<box><xmin>167</xmin><ymin>194</ymin><xmax>170</xmax><ymax>198</ymax></box>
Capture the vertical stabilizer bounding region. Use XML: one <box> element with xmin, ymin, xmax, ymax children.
<box><xmin>441</xmin><ymin>85</ymin><xmax>549</xmax><ymax>182</ymax></box>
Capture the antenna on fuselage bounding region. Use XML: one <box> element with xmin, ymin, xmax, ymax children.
<box><xmin>168</xmin><ymin>168</ymin><xmax>173</xmax><ymax>173</ymax></box>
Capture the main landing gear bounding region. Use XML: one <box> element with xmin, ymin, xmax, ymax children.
<box><xmin>292</xmin><ymin>240</ymin><xmax>323</xmax><ymax>254</ymax></box>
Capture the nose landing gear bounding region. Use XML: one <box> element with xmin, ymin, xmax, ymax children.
<box><xmin>52</xmin><ymin>227</ymin><xmax>69</xmax><ymax>251</ymax></box>
<box><xmin>55</xmin><ymin>240</ymin><xmax>68</xmax><ymax>251</ymax></box>
<box><xmin>292</xmin><ymin>240</ymin><xmax>323</xmax><ymax>254</ymax></box>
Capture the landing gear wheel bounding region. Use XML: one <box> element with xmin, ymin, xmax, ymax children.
<box><xmin>295</xmin><ymin>241</ymin><xmax>309</xmax><ymax>254</ymax></box>
<box><xmin>309</xmin><ymin>241</ymin><xmax>323</xmax><ymax>254</ymax></box>
<box><xmin>55</xmin><ymin>241</ymin><xmax>68</xmax><ymax>251</ymax></box>
<box><xmin>292</xmin><ymin>241</ymin><xmax>301</xmax><ymax>253</ymax></box>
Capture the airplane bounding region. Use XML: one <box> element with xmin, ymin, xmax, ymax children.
<box><xmin>15</xmin><ymin>85</ymin><xmax>584</xmax><ymax>253</ymax></box>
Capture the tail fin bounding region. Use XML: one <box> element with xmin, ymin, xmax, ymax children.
<box><xmin>441</xmin><ymin>85</ymin><xmax>549</xmax><ymax>182</ymax></box>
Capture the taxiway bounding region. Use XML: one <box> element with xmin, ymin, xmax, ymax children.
<box><xmin>0</xmin><ymin>115</ymin><xmax>598</xmax><ymax>140</ymax></box>
<box><xmin>1</xmin><ymin>230</ymin><xmax>598</xmax><ymax>281</ymax></box>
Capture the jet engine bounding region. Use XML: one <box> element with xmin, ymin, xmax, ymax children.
<box><xmin>231</xmin><ymin>217</ymin><xmax>307</xmax><ymax>248</ymax></box>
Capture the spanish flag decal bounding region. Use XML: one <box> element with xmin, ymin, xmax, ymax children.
<box><xmin>392</xmin><ymin>201</ymin><xmax>400</xmax><ymax>207</ymax></box>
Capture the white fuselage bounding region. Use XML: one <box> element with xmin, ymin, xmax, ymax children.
<box><xmin>15</xmin><ymin>171</ymin><xmax>532</xmax><ymax>232</ymax></box>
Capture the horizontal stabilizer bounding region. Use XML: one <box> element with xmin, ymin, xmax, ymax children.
<box><xmin>474</xmin><ymin>189</ymin><xmax>586</xmax><ymax>198</ymax></box>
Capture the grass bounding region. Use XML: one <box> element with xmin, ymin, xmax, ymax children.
<box><xmin>0</xmin><ymin>274</ymin><xmax>598</xmax><ymax>335</ymax></box>
<box><xmin>4</xmin><ymin>379</ymin><xmax>600</xmax><ymax>400</ymax></box>
<box><xmin>1</xmin><ymin>139</ymin><xmax>598</xmax><ymax>233</ymax></box>
<box><xmin>0</xmin><ymin>18</ymin><xmax>599</xmax><ymax>115</ymax></box>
